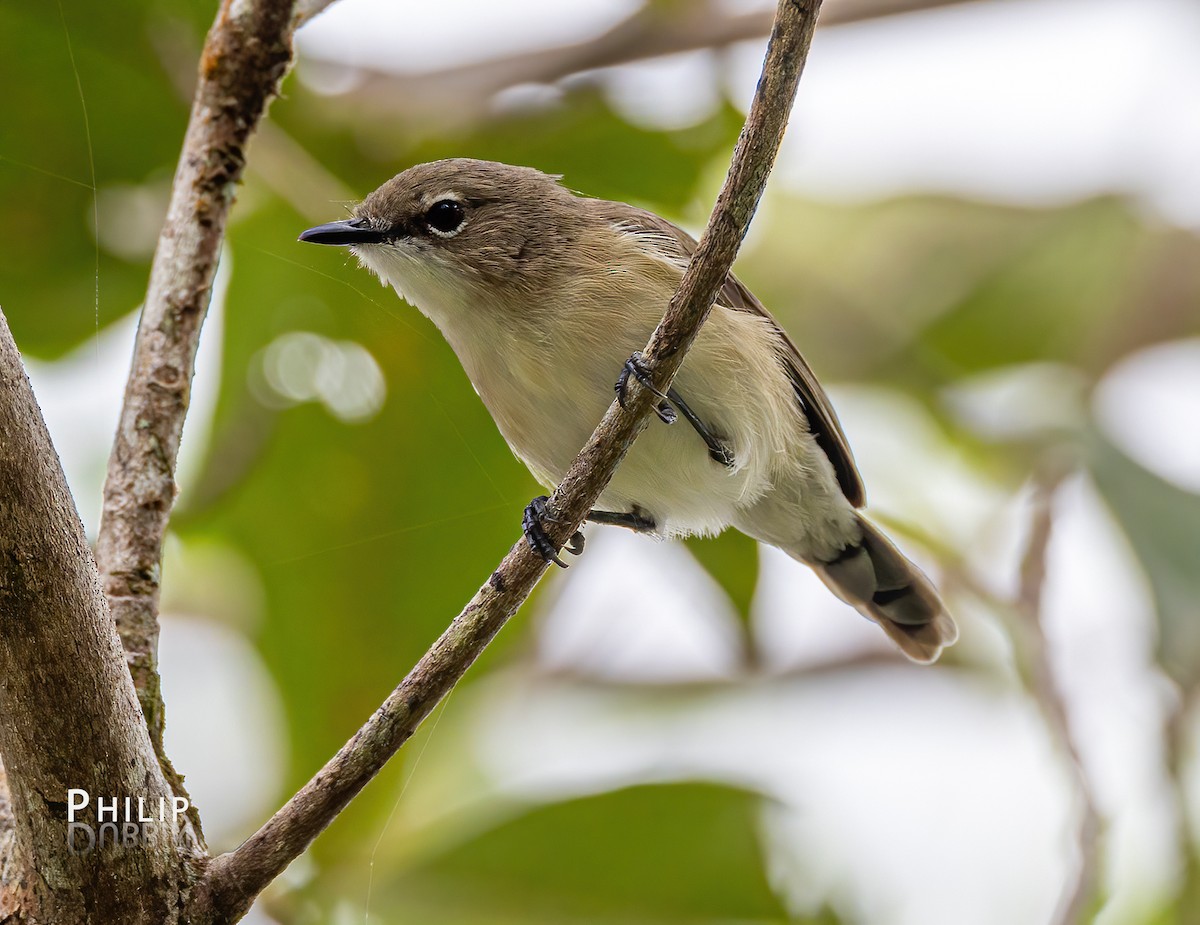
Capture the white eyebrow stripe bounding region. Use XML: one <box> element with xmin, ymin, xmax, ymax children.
<box><xmin>420</xmin><ymin>190</ymin><xmax>464</xmax><ymax>209</ymax></box>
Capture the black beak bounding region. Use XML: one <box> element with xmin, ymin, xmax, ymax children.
<box><xmin>298</xmin><ymin>218</ymin><xmax>387</xmax><ymax>246</ymax></box>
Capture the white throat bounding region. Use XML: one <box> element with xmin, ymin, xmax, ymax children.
<box><xmin>352</xmin><ymin>241</ymin><xmax>525</xmax><ymax>388</ymax></box>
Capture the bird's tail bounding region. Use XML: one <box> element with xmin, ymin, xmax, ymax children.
<box><xmin>811</xmin><ymin>514</ymin><xmax>957</xmax><ymax>663</ymax></box>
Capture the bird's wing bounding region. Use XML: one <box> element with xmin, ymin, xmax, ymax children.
<box><xmin>594</xmin><ymin>200</ymin><xmax>866</xmax><ymax>507</ymax></box>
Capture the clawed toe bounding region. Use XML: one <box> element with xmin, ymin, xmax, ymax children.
<box><xmin>615</xmin><ymin>352</ymin><xmax>676</xmax><ymax>424</ymax></box>
<box><xmin>522</xmin><ymin>495</ymin><xmax>576</xmax><ymax>568</ymax></box>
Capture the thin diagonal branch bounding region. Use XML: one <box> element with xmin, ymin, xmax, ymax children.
<box><xmin>193</xmin><ymin>1</ymin><xmax>823</xmax><ymax>919</ymax></box>
<box><xmin>94</xmin><ymin>0</ymin><xmax>303</xmax><ymax>766</ymax></box>
<box><xmin>1015</xmin><ymin>461</ymin><xmax>1102</xmax><ymax>925</ymax></box>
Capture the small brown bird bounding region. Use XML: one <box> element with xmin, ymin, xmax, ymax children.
<box><xmin>300</xmin><ymin>158</ymin><xmax>957</xmax><ymax>662</ymax></box>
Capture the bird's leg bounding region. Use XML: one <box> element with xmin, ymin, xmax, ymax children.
<box><xmin>613</xmin><ymin>354</ymin><xmax>734</xmax><ymax>468</ymax></box>
<box><xmin>522</xmin><ymin>495</ymin><xmax>585</xmax><ymax>568</ymax></box>
<box><xmin>566</xmin><ymin>507</ymin><xmax>658</xmax><ymax>556</ymax></box>
<box><xmin>586</xmin><ymin>508</ymin><xmax>657</xmax><ymax>534</ymax></box>
<box><xmin>615</xmin><ymin>352</ymin><xmax>676</xmax><ymax>424</ymax></box>
<box><xmin>524</xmin><ymin>503</ymin><xmax>657</xmax><ymax>566</ymax></box>
<box><xmin>665</xmin><ymin>388</ymin><xmax>736</xmax><ymax>469</ymax></box>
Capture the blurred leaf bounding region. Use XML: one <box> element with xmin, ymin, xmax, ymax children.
<box><xmin>737</xmin><ymin>196</ymin><xmax>1200</xmax><ymax>396</ymax></box>
<box><xmin>379</xmin><ymin>782</ymin><xmax>790</xmax><ymax>923</ymax></box>
<box><xmin>278</xmin><ymin>85</ymin><xmax>743</xmax><ymax>214</ymax></box>
<box><xmin>685</xmin><ymin>530</ymin><xmax>759</xmax><ymax>626</ymax></box>
<box><xmin>1088</xmin><ymin>432</ymin><xmax>1200</xmax><ymax>687</ymax></box>
<box><xmin>0</xmin><ymin>0</ymin><xmax>206</xmax><ymax>356</ymax></box>
<box><xmin>916</xmin><ymin>199</ymin><xmax>1140</xmax><ymax>374</ymax></box>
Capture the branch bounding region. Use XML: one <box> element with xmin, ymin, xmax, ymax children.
<box><xmin>0</xmin><ymin>310</ymin><xmax>203</xmax><ymax>922</ymax></box>
<box><xmin>194</xmin><ymin>0</ymin><xmax>823</xmax><ymax>918</ymax></box>
<box><xmin>1015</xmin><ymin>461</ymin><xmax>1102</xmax><ymax>925</ymax></box>
<box><xmin>94</xmin><ymin>0</ymin><xmax>303</xmax><ymax>763</ymax></box>
<box><xmin>314</xmin><ymin>0</ymin><xmax>979</xmax><ymax>124</ymax></box>
<box><xmin>0</xmin><ymin>759</ymin><xmax>33</xmax><ymax>919</ymax></box>
<box><xmin>293</xmin><ymin>0</ymin><xmax>339</xmax><ymax>28</ymax></box>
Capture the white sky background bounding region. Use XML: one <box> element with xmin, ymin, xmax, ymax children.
<box><xmin>23</xmin><ymin>0</ymin><xmax>1200</xmax><ymax>921</ymax></box>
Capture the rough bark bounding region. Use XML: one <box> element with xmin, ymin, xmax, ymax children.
<box><xmin>0</xmin><ymin>0</ymin><xmax>305</xmax><ymax>917</ymax></box>
<box><xmin>0</xmin><ymin>760</ymin><xmax>35</xmax><ymax>920</ymax></box>
<box><xmin>94</xmin><ymin>0</ymin><xmax>300</xmax><ymax>767</ymax></box>
<box><xmin>192</xmin><ymin>1</ymin><xmax>824</xmax><ymax>920</ymax></box>
<box><xmin>0</xmin><ymin>309</ymin><xmax>204</xmax><ymax>923</ymax></box>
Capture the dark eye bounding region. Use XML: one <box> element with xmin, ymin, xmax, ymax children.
<box><xmin>425</xmin><ymin>199</ymin><xmax>465</xmax><ymax>236</ymax></box>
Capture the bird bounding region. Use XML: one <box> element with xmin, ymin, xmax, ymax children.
<box><xmin>299</xmin><ymin>158</ymin><xmax>957</xmax><ymax>663</ymax></box>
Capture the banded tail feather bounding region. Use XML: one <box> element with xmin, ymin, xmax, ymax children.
<box><xmin>812</xmin><ymin>515</ymin><xmax>957</xmax><ymax>663</ymax></box>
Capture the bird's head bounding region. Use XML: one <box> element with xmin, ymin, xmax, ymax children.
<box><xmin>300</xmin><ymin>158</ymin><xmax>587</xmax><ymax>318</ymax></box>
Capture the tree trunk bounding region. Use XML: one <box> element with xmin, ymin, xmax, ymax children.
<box><xmin>0</xmin><ymin>310</ymin><xmax>204</xmax><ymax>922</ymax></box>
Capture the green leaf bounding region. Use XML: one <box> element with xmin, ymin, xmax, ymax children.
<box><xmin>1088</xmin><ymin>431</ymin><xmax>1200</xmax><ymax>687</ymax></box>
<box><xmin>916</xmin><ymin>201</ymin><xmax>1141</xmax><ymax>373</ymax></box>
<box><xmin>735</xmin><ymin>196</ymin><xmax>1172</xmax><ymax>394</ymax></box>
<box><xmin>0</xmin><ymin>0</ymin><xmax>201</xmax><ymax>356</ymax></box>
<box><xmin>685</xmin><ymin>530</ymin><xmax>760</xmax><ymax>627</ymax></box>
<box><xmin>275</xmin><ymin>85</ymin><xmax>743</xmax><ymax>215</ymax></box>
<box><xmin>381</xmin><ymin>782</ymin><xmax>790</xmax><ymax>923</ymax></box>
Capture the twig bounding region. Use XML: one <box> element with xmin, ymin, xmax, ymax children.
<box><xmin>315</xmin><ymin>0</ymin><xmax>978</xmax><ymax>124</ymax></box>
<box><xmin>822</xmin><ymin>0</ymin><xmax>979</xmax><ymax>24</ymax></box>
<box><xmin>1016</xmin><ymin>461</ymin><xmax>1102</xmax><ymax>925</ymax></box>
<box><xmin>146</xmin><ymin>12</ymin><xmax>358</xmax><ymax>226</ymax></box>
<box><xmin>294</xmin><ymin>0</ymin><xmax>338</xmax><ymax>27</ymax></box>
<box><xmin>248</xmin><ymin>122</ymin><xmax>358</xmax><ymax>222</ymax></box>
<box><xmin>94</xmin><ymin>0</ymin><xmax>302</xmax><ymax>765</ymax></box>
<box><xmin>194</xmin><ymin>1</ymin><xmax>824</xmax><ymax>919</ymax></box>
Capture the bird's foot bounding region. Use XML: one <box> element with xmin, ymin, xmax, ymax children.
<box><xmin>615</xmin><ymin>352</ymin><xmax>676</xmax><ymax>424</ymax></box>
<box><xmin>522</xmin><ymin>495</ymin><xmax>585</xmax><ymax>568</ymax></box>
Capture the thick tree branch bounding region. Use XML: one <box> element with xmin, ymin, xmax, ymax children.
<box><xmin>194</xmin><ymin>1</ymin><xmax>823</xmax><ymax>919</ymax></box>
<box><xmin>0</xmin><ymin>310</ymin><xmax>203</xmax><ymax>922</ymax></box>
<box><xmin>94</xmin><ymin>0</ymin><xmax>302</xmax><ymax>763</ymax></box>
<box><xmin>0</xmin><ymin>759</ymin><xmax>34</xmax><ymax>919</ymax></box>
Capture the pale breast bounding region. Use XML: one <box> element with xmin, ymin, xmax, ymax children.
<box><xmin>370</xmin><ymin>231</ymin><xmax>816</xmax><ymax>537</ymax></box>
<box><xmin>458</xmin><ymin>287</ymin><xmax>808</xmax><ymax>537</ymax></box>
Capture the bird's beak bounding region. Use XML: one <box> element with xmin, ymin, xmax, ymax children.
<box><xmin>298</xmin><ymin>218</ymin><xmax>388</xmax><ymax>246</ymax></box>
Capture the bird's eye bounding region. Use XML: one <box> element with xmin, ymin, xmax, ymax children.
<box><xmin>424</xmin><ymin>199</ymin><xmax>465</xmax><ymax>236</ymax></box>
